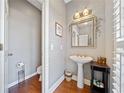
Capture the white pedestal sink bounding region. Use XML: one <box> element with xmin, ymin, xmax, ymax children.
<box><xmin>70</xmin><ymin>55</ymin><xmax>93</xmax><ymax>88</ymax></box>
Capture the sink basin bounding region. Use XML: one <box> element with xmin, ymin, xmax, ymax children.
<box><xmin>70</xmin><ymin>55</ymin><xmax>93</xmax><ymax>64</ymax></box>
<box><xmin>69</xmin><ymin>55</ymin><xmax>93</xmax><ymax>88</ymax></box>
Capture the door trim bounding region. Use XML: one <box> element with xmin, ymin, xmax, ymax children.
<box><xmin>42</xmin><ymin>0</ymin><xmax>49</xmax><ymax>92</ymax></box>
<box><xmin>0</xmin><ymin>0</ymin><xmax>5</xmax><ymax>93</ymax></box>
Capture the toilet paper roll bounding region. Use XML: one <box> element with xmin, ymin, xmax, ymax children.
<box><xmin>17</xmin><ymin>62</ymin><xmax>24</xmax><ymax>68</ymax></box>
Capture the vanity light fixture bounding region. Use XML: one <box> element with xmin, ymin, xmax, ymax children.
<box><xmin>73</xmin><ymin>8</ymin><xmax>92</xmax><ymax>20</ymax></box>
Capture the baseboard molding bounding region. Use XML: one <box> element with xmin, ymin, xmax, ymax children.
<box><xmin>49</xmin><ymin>75</ymin><xmax>64</xmax><ymax>93</ymax></box>
<box><xmin>25</xmin><ymin>72</ymin><xmax>37</xmax><ymax>80</ymax></box>
<box><xmin>72</xmin><ymin>75</ymin><xmax>91</xmax><ymax>86</ymax></box>
<box><xmin>8</xmin><ymin>72</ymin><xmax>37</xmax><ymax>88</ymax></box>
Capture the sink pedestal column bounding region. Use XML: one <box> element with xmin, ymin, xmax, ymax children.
<box><xmin>77</xmin><ymin>63</ymin><xmax>84</xmax><ymax>88</ymax></box>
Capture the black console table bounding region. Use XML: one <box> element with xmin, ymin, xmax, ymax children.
<box><xmin>90</xmin><ymin>62</ymin><xmax>110</xmax><ymax>93</ymax></box>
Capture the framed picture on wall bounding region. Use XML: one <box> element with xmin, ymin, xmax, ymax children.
<box><xmin>55</xmin><ymin>22</ymin><xmax>63</xmax><ymax>37</ymax></box>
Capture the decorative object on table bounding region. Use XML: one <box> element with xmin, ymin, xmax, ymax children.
<box><xmin>93</xmin><ymin>79</ymin><xmax>104</xmax><ymax>88</ymax></box>
<box><xmin>97</xmin><ymin>57</ymin><xmax>106</xmax><ymax>65</ymax></box>
<box><xmin>16</xmin><ymin>62</ymin><xmax>25</xmax><ymax>84</ymax></box>
<box><xmin>55</xmin><ymin>22</ymin><xmax>63</xmax><ymax>37</ymax></box>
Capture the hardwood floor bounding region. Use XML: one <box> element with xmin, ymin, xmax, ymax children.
<box><xmin>9</xmin><ymin>75</ymin><xmax>90</xmax><ymax>93</ymax></box>
<box><xmin>54</xmin><ymin>80</ymin><xmax>91</xmax><ymax>93</ymax></box>
<box><xmin>9</xmin><ymin>75</ymin><xmax>41</xmax><ymax>93</ymax></box>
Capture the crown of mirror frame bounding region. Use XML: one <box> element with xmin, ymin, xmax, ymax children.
<box><xmin>73</xmin><ymin>8</ymin><xmax>92</xmax><ymax>20</ymax></box>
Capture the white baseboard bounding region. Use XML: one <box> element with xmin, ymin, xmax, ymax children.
<box><xmin>8</xmin><ymin>81</ymin><xmax>18</xmax><ymax>88</ymax></box>
<box><xmin>72</xmin><ymin>75</ymin><xmax>91</xmax><ymax>86</ymax></box>
<box><xmin>8</xmin><ymin>72</ymin><xmax>37</xmax><ymax>88</ymax></box>
<box><xmin>49</xmin><ymin>75</ymin><xmax>64</xmax><ymax>93</ymax></box>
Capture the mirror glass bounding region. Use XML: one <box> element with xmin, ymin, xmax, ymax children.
<box><xmin>71</xmin><ymin>16</ymin><xmax>96</xmax><ymax>47</ymax></box>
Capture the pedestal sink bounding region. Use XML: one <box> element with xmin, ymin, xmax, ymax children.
<box><xmin>69</xmin><ymin>55</ymin><xmax>93</xmax><ymax>88</ymax></box>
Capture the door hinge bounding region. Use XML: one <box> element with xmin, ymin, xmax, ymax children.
<box><xmin>0</xmin><ymin>44</ymin><xmax>3</xmax><ymax>51</ymax></box>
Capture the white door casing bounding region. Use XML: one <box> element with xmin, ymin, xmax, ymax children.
<box><xmin>0</xmin><ymin>0</ymin><xmax>6</xmax><ymax>93</ymax></box>
<box><xmin>42</xmin><ymin>0</ymin><xmax>49</xmax><ymax>92</ymax></box>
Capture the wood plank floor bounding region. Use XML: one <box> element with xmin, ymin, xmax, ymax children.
<box><xmin>9</xmin><ymin>75</ymin><xmax>41</xmax><ymax>93</ymax></box>
<box><xmin>9</xmin><ymin>75</ymin><xmax>90</xmax><ymax>93</ymax></box>
<box><xmin>54</xmin><ymin>80</ymin><xmax>91</xmax><ymax>93</ymax></box>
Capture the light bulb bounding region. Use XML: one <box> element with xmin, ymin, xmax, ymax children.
<box><xmin>83</xmin><ymin>9</ymin><xmax>89</xmax><ymax>16</ymax></box>
<box><xmin>74</xmin><ymin>12</ymin><xmax>80</xmax><ymax>19</ymax></box>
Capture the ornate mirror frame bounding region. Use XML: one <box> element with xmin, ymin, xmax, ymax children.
<box><xmin>70</xmin><ymin>15</ymin><xmax>97</xmax><ymax>48</ymax></box>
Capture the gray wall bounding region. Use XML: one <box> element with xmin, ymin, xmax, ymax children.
<box><xmin>66</xmin><ymin>0</ymin><xmax>105</xmax><ymax>80</ymax></box>
<box><xmin>105</xmin><ymin>0</ymin><xmax>113</xmax><ymax>93</ymax></box>
<box><xmin>105</xmin><ymin>0</ymin><xmax>113</xmax><ymax>67</ymax></box>
<box><xmin>8</xmin><ymin>0</ymin><xmax>41</xmax><ymax>84</ymax></box>
<box><xmin>49</xmin><ymin>0</ymin><xmax>67</xmax><ymax>88</ymax></box>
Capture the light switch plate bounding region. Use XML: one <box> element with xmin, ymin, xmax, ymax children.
<box><xmin>0</xmin><ymin>44</ymin><xmax>3</xmax><ymax>51</ymax></box>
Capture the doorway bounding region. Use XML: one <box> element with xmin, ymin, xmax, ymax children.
<box><xmin>1</xmin><ymin>0</ymin><xmax>49</xmax><ymax>92</ymax></box>
<box><xmin>7</xmin><ymin>0</ymin><xmax>42</xmax><ymax>93</ymax></box>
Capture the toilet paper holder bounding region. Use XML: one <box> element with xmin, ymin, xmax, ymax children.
<box><xmin>16</xmin><ymin>62</ymin><xmax>25</xmax><ymax>84</ymax></box>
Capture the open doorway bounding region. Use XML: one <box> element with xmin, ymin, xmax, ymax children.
<box><xmin>7</xmin><ymin>0</ymin><xmax>42</xmax><ymax>93</ymax></box>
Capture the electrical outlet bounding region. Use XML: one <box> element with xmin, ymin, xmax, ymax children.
<box><xmin>0</xmin><ymin>44</ymin><xmax>3</xmax><ymax>51</ymax></box>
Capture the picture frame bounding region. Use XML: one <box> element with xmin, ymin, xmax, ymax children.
<box><xmin>55</xmin><ymin>22</ymin><xmax>63</xmax><ymax>37</ymax></box>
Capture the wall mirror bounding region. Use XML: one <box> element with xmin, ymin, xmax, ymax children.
<box><xmin>71</xmin><ymin>15</ymin><xmax>97</xmax><ymax>47</ymax></box>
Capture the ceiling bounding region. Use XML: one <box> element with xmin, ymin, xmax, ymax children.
<box><xmin>27</xmin><ymin>0</ymin><xmax>42</xmax><ymax>10</ymax></box>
